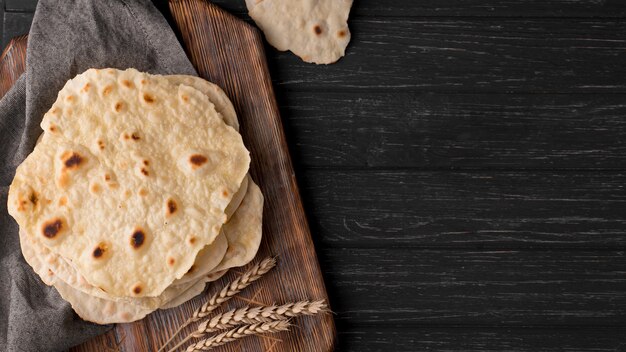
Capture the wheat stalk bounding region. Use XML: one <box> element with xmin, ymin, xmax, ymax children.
<box><xmin>168</xmin><ymin>300</ymin><xmax>326</xmax><ymax>351</ymax></box>
<box><xmin>194</xmin><ymin>300</ymin><xmax>326</xmax><ymax>338</ymax></box>
<box><xmin>158</xmin><ymin>257</ymin><xmax>277</xmax><ymax>352</ymax></box>
<box><xmin>185</xmin><ymin>320</ymin><xmax>291</xmax><ymax>352</ymax></box>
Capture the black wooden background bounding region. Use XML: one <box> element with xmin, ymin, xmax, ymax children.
<box><xmin>3</xmin><ymin>0</ymin><xmax>626</xmax><ymax>350</ymax></box>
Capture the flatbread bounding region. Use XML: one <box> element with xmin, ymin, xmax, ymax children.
<box><xmin>20</xmin><ymin>228</ymin><xmax>226</xmax><ymax>322</ymax></box>
<box><xmin>166</xmin><ymin>75</ymin><xmax>239</xmax><ymax>132</ymax></box>
<box><xmin>19</xmin><ymin>229</ymin><xmax>151</xmax><ymax>322</ymax></box>
<box><xmin>167</xmin><ymin>75</ymin><xmax>246</xmax><ymax>220</ymax></box>
<box><xmin>171</xmin><ymin>232</ymin><xmax>227</xmax><ymax>285</ymax></box>
<box><xmin>8</xmin><ymin>68</ymin><xmax>250</xmax><ymax>297</ymax></box>
<box><xmin>22</xmin><ymin>226</ymin><xmax>226</xmax><ymax>308</ymax></box>
<box><xmin>69</xmin><ymin>175</ymin><xmax>258</xmax><ymax>301</ymax></box>
<box><xmin>161</xmin><ymin>270</ymin><xmax>227</xmax><ymax>310</ymax></box>
<box><xmin>247</xmin><ymin>0</ymin><xmax>353</xmax><ymax>64</ymax></box>
<box><xmin>20</xmin><ymin>228</ymin><xmax>204</xmax><ymax>308</ymax></box>
<box><xmin>214</xmin><ymin>180</ymin><xmax>264</xmax><ymax>271</ymax></box>
<box><xmin>54</xmin><ymin>270</ymin><xmax>229</xmax><ymax>324</ymax></box>
<box><xmin>18</xmin><ymin>74</ymin><xmax>242</xmax><ymax>303</ymax></box>
<box><xmin>225</xmin><ymin>175</ymin><xmax>249</xmax><ymax>221</ymax></box>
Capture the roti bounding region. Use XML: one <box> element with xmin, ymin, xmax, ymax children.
<box><xmin>247</xmin><ymin>0</ymin><xmax>353</xmax><ymax>64</ymax></box>
<box><xmin>214</xmin><ymin>181</ymin><xmax>264</xmax><ymax>271</ymax></box>
<box><xmin>8</xmin><ymin>68</ymin><xmax>250</xmax><ymax>297</ymax></box>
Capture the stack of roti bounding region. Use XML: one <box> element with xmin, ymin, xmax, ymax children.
<box><xmin>7</xmin><ymin>68</ymin><xmax>263</xmax><ymax>324</ymax></box>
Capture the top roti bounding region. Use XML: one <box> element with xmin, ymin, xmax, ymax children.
<box><xmin>8</xmin><ymin>68</ymin><xmax>250</xmax><ymax>298</ymax></box>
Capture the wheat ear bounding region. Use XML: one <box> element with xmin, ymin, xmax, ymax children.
<box><xmin>185</xmin><ymin>320</ymin><xmax>291</xmax><ymax>352</ymax></box>
<box><xmin>194</xmin><ymin>300</ymin><xmax>326</xmax><ymax>337</ymax></box>
<box><xmin>158</xmin><ymin>257</ymin><xmax>276</xmax><ymax>352</ymax></box>
<box><xmin>169</xmin><ymin>300</ymin><xmax>326</xmax><ymax>351</ymax></box>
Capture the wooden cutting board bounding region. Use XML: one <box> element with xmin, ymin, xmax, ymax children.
<box><xmin>0</xmin><ymin>1</ymin><xmax>336</xmax><ymax>351</ymax></box>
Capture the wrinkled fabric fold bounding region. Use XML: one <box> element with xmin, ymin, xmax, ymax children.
<box><xmin>0</xmin><ymin>0</ymin><xmax>195</xmax><ymax>350</ymax></box>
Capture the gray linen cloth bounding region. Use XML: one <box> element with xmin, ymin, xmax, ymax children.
<box><xmin>0</xmin><ymin>0</ymin><xmax>196</xmax><ymax>350</ymax></box>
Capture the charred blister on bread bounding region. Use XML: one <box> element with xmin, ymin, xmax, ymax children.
<box><xmin>41</xmin><ymin>217</ymin><xmax>67</xmax><ymax>240</ymax></box>
<box><xmin>130</xmin><ymin>227</ymin><xmax>147</xmax><ymax>250</ymax></box>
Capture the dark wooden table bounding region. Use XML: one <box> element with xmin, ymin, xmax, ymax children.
<box><xmin>3</xmin><ymin>0</ymin><xmax>626</xmax><ymax>350</ymax></box>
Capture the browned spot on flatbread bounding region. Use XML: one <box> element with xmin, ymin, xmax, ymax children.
<box><xmin>167</xmin><ymin>257</ymin><xmax>175</xmax><ymax>266</ymax></box>
<box><xmin>81</xmin><ymin>83</ymin><xmax>91</xmax><ymax>93</ymax></box>
<box><xmin>42</xmin><ymin>218</ymin><xmax>64</xmax><ymax>239</ymax></box>
<box><xmin>222</xmin><ymin>190</ymin><xmax>229</xmax><ymax>197</ymax></box>
<box><xmin>104</xmin><ymin>174</ymin><xmax>111</xmax><ymax>181</ymax></box>
<box><xmin>181</xmin><ymin>94</ymin><xmax>189</xmax><ymax>102</ymax></box>
<box><xmin>141</xmin><ymin>79</ymin><xmax>147</xmax><ymax>85</ymax></box>
<box><xmin>338</xmin><ymin>30</ymin><xmax>347</xmax><ymax>38</ymax></box>
<box><xmin>189</xmin><ymin>154</ymin><xmax>208</xmax><ymax>169</ymax></box>
<box><xmin>90</xmin><ymin>183</ymin><xmax>101</xmax><ymax>194</ymax></box>
<box><xmin>140</xmin><ymin>168</ymin><xmax>149</xmax><ymax>176</ymax></box>
<box><xmin>138</xmin><ymin>188</ymin><xmax>148</xmax><ymax>197</ymax></box>
<box><xmin>58</xmin><ymin>173</ymin><xmax>70</xmax><ymax>188</ymax></box>
<box><xmin>97</xmin><ymin>140</ymin><xmax>105</xmax><ymax>150</ymax></box>
<box><xmin>121</xmin><ymin>80</ymin><xmax>134</xmax><ymax>89</ymax></box>
<box><xmin>131</xmin><ymin>132</ymin><xmax>140</xmax><ymax>141</ymax></box>
<box><xmin>17</xmin><ymin>199</ymin><xmax>28</xmax><ymax>212</ymax></box>
<box><xmin>50</xmin><ymin>107</ymin><xmax>60</xmax><ymax>115</ymax></box>
<box><xmin>166</xmin><ymin>199</ymin><xmax>177</xmax><ymax>216</ymax></box>
<box><xmin>29</xmin><ymin>192</ymin><xmax>39</xmax><ymax>206</ymax></box>
<box><xmin>65</xmin><ymin>95</ymin><xmax>75</xmax><ymax>103</ymax></box>
<box><xmin>62</xmin><ymin>152</ymin><xmax>84</xmax><ymax>170</ymax></box>
<box><xmin>132</xmin><ymin>285</ymin><xmax>142</xmax><ymax>295</ymax></box>
<box><xmin>101</xmin><ymin>85</ymin><xmax>113</xmax><ymax>96</ymax></box>
<box><xmin>143</xmin><ymin>160</ymin><xmax>149</xmax><ymax>166</ymax></box>
<box><xmin>188</xmin><ymin>236</ymin><xmax>197</xmax><ymax>245</ymax></box>
<box><xmin>143</xmin><ymin>93</ymin><xmax>155</xmax><ymax>104</ymax></box>
<box><xmin>49</xmin><ymin>125</ymin><xmax>57</xmax><ymax>133</ymax></box>
<box><xmin>92</xmin><ymin>242</ymin><xmax>108</xmax><ymax>259</ymax></box>
<box><xmin>114</xmin><ymin>102</ymin><xmax>124</xmax><ymax>113</ymax></box>
<box><xmin>58</xmin><ymin>196</ymin><xmax>67</xmax><ymax>206</ymax></box>
<box><xmin>130</xmin><ymin>229</ymin><xmax>145</xmax><ymax>249</ymax></box>
<box><xmin>314</xmin><ymin>25</ymin><xmax>323</xmax><ymax>35</ymax></box>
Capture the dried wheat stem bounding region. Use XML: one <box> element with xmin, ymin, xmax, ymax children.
<box><xmin>185</xmin><ymin>320</ymin><xmax>291</xmax><ymax>352</ymax></box>
<box><xmin>193</xmin><ymin>257</ymin><xmax>277</xmax><ymax>320</ymax></box>
<box><xmin>192</xmin><ymin>300</ymin><xmax>327</xmax><ymax>338</ymax></box>
<box><xmin>158</xmin><ymin>257</ymin><xmax>277</xmax><ymax>352</ymax></box>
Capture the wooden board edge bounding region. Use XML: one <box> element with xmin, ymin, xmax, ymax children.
<box><xmin>0</xmin><ymin>35</ymin><xmax>27</xmax><ymax>98</ymax></box>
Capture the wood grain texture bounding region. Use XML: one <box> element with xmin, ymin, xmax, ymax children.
<box><xmin>267</xmin><ymin>19</ymin><xmax>626</xmax><ymax>93</ymax></box>
<box><xmin>321</xmin><ymin>248</ymin><xmax>626</xmax><ymax>325</ymax></box>
<box><xmin>301</xmin><ymin>171</ymin><xmax>626</xmax><ymax>249</ymax></box>
<box><xmin>283</xmin><ymin>92</ymin><xmax>626</xmax><ymax>169</ymax></box>
<box><xmin>0</xmin><ymin>34</ymin><xmax>25</xmax><ymax>95</ymax></box>
<box><xmin>0</xmin><ymin>1</ymin><xmax>335</xmax><ymax>351</ymax></box>
<box><xmin>209</xmin><ymin>0</ymin><xmax>626</xmax><ymax>18</ymax></box>
<box><xmin>338</xmin><ymin>327</ymin><xmax>626</xmax><ymax>351</ymax></box>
